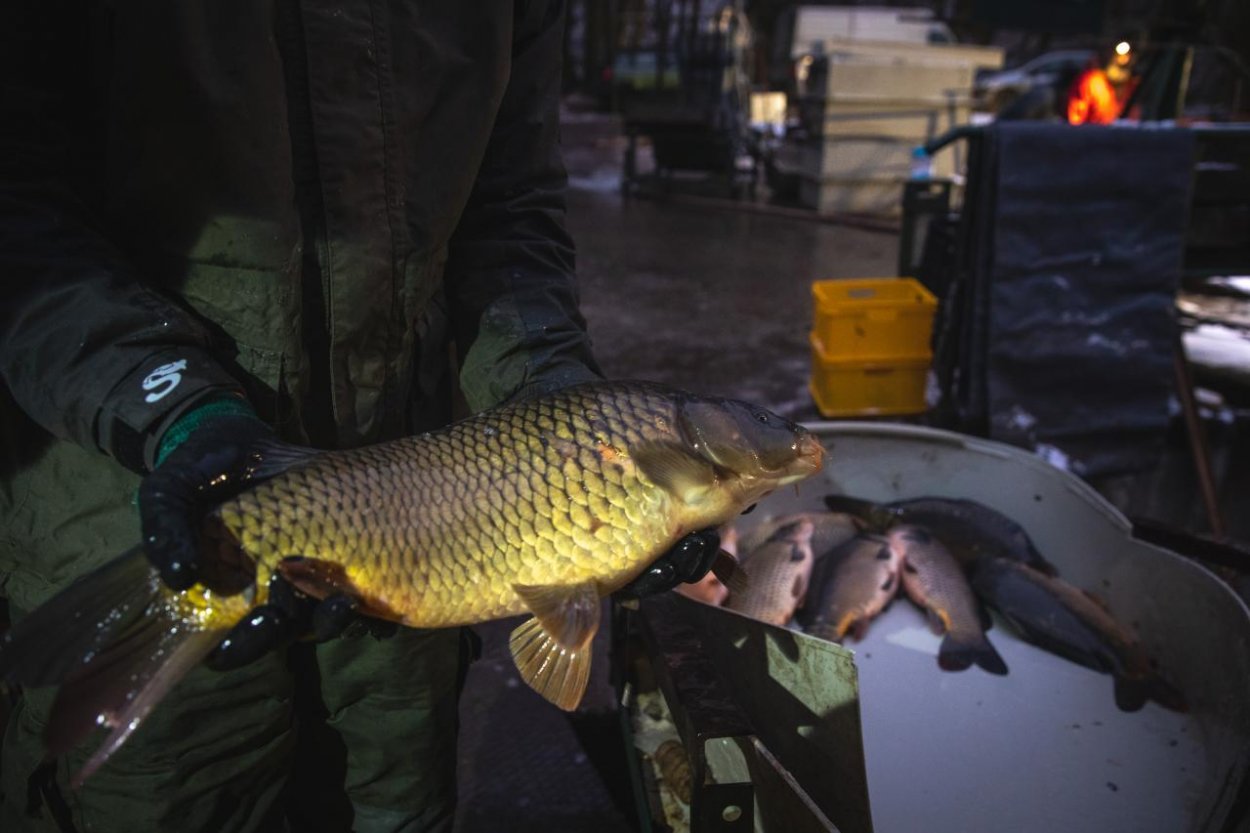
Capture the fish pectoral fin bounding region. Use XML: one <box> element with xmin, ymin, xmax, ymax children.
<box><xmin>509</xmin><ymin>615</ymin><xmax>597</xmax><ymax>712</ymax></box>
<box><xmin>925</xmin><ymin>607</ymin><xmax>950</xmax><ymax>636</ymax></box>
<box><xmin>711</xmin><ymin>550</ymin><xmax>749</xmax><ymax>595</ymax></box>
<box><xmin>276</xmin><ymin>557</ymin><xmax>394</xmax><ymax>619</ymax></box>
<box><xmin>276</xmin><ymin>556</ymin><xmax>354</xmax><ymax>598</ymax></box>
<box><xmin>630</xmin><ymin>441</ymin><xmax>718</xmax><ymax>504</ymax></box>
<box><xmin>509</xmin><ymin>582</ymin><xmax>601</xmax><ymax>711</ymax></box>
<box><xmin>512</xmin><ymin>582</ymin><xmax>601</xmax><ymax>651</ymax></box>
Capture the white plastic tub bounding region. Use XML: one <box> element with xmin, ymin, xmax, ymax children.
<box><xmin>745</xmin><ymin>422</ymin><xmax>1250</xmax><ymax>833</ymax></box>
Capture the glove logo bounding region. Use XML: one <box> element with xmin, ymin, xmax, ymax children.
<box><xmin>143</xmin><ymin>359</ymin><xmax>188</xmax><ymax>404</ymax></box>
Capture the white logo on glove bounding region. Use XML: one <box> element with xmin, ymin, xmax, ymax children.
<box><xmin>142</xmin><ymin>360</ymin><xmax>188</xmax><ymax>404</ymax></box>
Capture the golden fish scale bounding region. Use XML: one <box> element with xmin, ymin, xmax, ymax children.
<box><xmin>216</xmin><ymin>384</ymin><xmax>693</xmax><ymax>628</ymax></box>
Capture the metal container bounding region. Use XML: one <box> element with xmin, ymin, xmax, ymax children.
<box><xmin>736</xmin><ymin>422</ymin><xmax>1250</xmax><ymax>833</ymax></box>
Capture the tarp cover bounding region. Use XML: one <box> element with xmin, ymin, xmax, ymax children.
<box><xmin>986</xmin><ymin>123</ymin><xmax>1194</xmax><ymax>477</ymax></box>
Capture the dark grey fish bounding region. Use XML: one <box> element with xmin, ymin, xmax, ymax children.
<box><xmin>971</xmin><ymin>557</ymin><xmax>1186</xmax><ymax>712</ymax></box>
<box><xmin>824</xmin><ymin>494</ymin><xmax>1055</xmax><ymax>575</ymax></box>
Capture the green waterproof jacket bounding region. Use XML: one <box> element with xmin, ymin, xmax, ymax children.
<box><xmin>1</xmin><ymin>0</ymin><xmax>600</xmax><ymax>478</ymax></box>
<box><xmin>1</xmin><ymin>4</ymin><xmax>599</xmax><ymax>827</ymax></box>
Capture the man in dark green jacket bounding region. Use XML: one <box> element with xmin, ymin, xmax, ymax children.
<box><xmin>0</xmin><ymin>3</ymin><xmax>716</xmax><ymax>831</ymax></box>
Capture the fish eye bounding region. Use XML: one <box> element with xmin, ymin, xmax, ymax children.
<box><xmin>753</xmin><ymin>410</ymin><xmax>771</xmax><ymax>424</ymax></box>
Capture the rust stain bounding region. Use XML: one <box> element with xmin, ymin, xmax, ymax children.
<box><xmin>595</xmin><ymin>441</ymin><xmax>621</xmax><ymax>463</ymax></box>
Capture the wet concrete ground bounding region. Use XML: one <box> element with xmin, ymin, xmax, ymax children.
<box><xmin>571</xmin><ymin>184</ymin><xmax>895</xmax><ymax>419</ymax></box>
<box><xmin>453</xmin><ymin>114</ymin><xmax>898</xmax><ymax>833</ymax></box>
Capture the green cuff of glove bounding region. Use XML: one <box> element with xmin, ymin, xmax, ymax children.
<box><xmin>155</xmin><ymin>396</ymin><xmax>260</xmax><ymax>467</ymax></box>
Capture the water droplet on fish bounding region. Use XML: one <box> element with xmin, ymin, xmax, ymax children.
<box><xmin>483</xmin><ymin>426</ymin><xmax>498</xmax><ymax>437</ymax></box>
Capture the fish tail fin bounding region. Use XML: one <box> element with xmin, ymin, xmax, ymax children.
<box><xmin>1112</xmin><ymin>675</ymin><xmax>1149</xmax><ymax>712</ymax></box>
<box><xmin>0</xmin><ymin>548</ymin><xmax>229</xmax><ymax>785</ymax></box>
<box><xmin>1114</xmin><ymin>672</ymin><xmax>1188</xmax><ymax>714</ymax></box>
<box><xmin>804</xmin><ymin>621</ymin><xmax>840</xmax><ymax>643</ymax></box>
<box><xmin>938</xmin><ymin>632</ymin><xmax>1009</xmax><ymax>676</ymax></box>
<box><xmin>711</xmin><ymin>550</ymin><xmax>749</xmax><ymax>595</ymax></box>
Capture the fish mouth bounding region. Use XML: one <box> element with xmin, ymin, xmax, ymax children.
<box><xmin>793</xmin><ymin>432</ymin><xmax>826</xmax><ymax>472</ymax></box>
<box><xmin>773</xmin><ymin>432</ymin><xmax>826</xmax><ymax>484</ymax></box>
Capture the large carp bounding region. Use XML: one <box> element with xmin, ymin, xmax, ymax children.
<box><xmin>1</xmin><ymin>381</ymin><xmax>824</xmax><ymax>782</ymax></box>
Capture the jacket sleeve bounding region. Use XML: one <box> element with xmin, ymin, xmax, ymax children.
<box><xmin>445</xmin><ymin>0</ymin><xmax>603</xmax><ymax>413</ymax></box>
<box><xmin>0</xmin><ymin>4</ymin><xmax>245</xmax><ymax>472</ymax></box>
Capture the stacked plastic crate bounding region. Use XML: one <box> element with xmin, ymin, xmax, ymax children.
<box><xmin>809</xmin><ymin>277</ymin><xmax>937</xmax><ymax>417</ymax></box>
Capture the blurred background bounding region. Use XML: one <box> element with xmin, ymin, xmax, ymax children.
<box><xmin>546</xmin><ymin>0</ymin><xmax>1250</xmax><ymax>546</ymax></box>
<box><xmin>456</xmin><ymin>2</ymin><xmax>1250</xmax><ymax>832</ymax></box>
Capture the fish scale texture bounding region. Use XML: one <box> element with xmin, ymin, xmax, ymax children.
<box><xmin>215</xmin><ymin>383</ymin><xmax>688</xmax><ymax>628</ymax></box>
<box><xmin>726</xmin><ymin>526</ymin><xmax>813</xmax><ymax>625</ymax></box>
<box><xmin>896</xmin><ymin>533</ymin><xmax>982</xmax><ymax>638</ymax></box>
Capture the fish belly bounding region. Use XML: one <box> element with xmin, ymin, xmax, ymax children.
<box><xmin>218</xmin><ymin>386</ymin><xmax>700</xmax><ymax>628</ymax></box>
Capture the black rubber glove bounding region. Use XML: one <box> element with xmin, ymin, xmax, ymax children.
<box><xmin>615</xmin><ymin>529</ymin><xmax>722</xmax><ymax>601</ymax></box>
<box><xmin>205</xmin><ymin>569</ymin><xmax>395</xmax><ymax>671</ymax></box>
<box><xmin>139</xmin><ymin>414</ymin><xmax>280</xmax><ymax>592</ymax></box>
<box><xmin>139</xmin><ymin>413</ymin><xmax>367</xmax><ymax>668</ymax></box>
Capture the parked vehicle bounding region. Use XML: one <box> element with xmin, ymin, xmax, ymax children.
<box><xmin>974</xmin><ymin>49</ymin><xmax>1094</xmax><ymax>112</ymax></box>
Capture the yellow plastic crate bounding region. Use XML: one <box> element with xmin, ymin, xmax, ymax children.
<box><xmin>809</xmin><ymin>334</ymin><xmax>931</xmax><ymax>417</ymax></box>
<box><xmin>811</xmin><ymin>277</ymin><xmax>937</xmax><ymax>360</ymax></box>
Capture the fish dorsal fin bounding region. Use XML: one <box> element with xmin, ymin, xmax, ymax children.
<box><xmin>245</xmin><ymin>440</ymin><xmax>322</xmax><ymax>482</ymax></box>
<box><xmin>630</xmin><ymin>441</ymin><xmax>718</xmax><ymax>505</ymax></box>
<box><xmin>509</xmin><ymin>582</ymin><xmax>601</xmax><ymax>711</ymax></box>
<box><xmin>791</xmin><ymin>571</ymin><xmax>809</xmax><ymax>604</ymax></box>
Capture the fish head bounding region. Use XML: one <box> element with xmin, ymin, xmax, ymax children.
<box><xmin>886</xmin><ymin>524</ymin><xmax>933</xmax><ymax>553</ymax></box>
<box><xmin>770</xmin><ymin>517</ymin><xmax>816</xmax><ymax>547</ymax></box>
<box><xmin>677</xmin><ymin>398</ymin><xmax>825</xmax><ymax>498</ymax></box>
